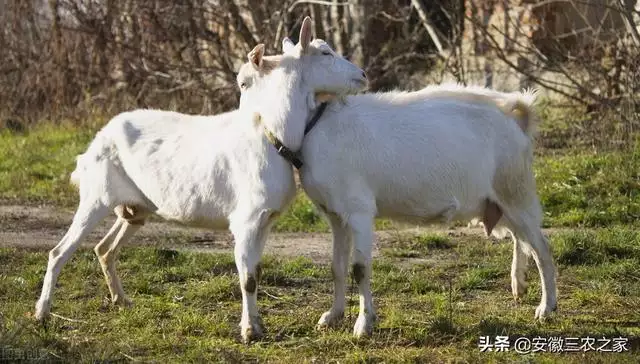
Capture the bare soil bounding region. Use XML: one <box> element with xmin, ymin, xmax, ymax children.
<box><xmin>0</xmin><ymin>204</ymin><xmax>564</xmax><ymax>263</ymax></box>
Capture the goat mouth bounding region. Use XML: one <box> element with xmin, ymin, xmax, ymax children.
<box><xmin>352</xmin><ymin>78</ymin><xmax>368</xmax><ymax>88</ymax></box>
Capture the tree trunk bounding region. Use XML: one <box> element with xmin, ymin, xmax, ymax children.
<box><xmin>331</xmin><ymin>0</ymin><xmax>344</xmax><ymax>55</ymax></box>
<box><xmin>347</xmin><ymin>0</ymin><xmax>367</xmax><ymax>66</ymax></box>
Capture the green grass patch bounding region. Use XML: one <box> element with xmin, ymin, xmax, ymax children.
<box><xmin>381</xmin><ymin>233</ymin><xmax>452</xmax><ymax>258</ymax></box>
<box><xmin>272</xmin><ymin>192</ymin><xmax>327</xmax><ymax>232</ymax></box>
<box><xmin>0</xmin><ymin>123</ymin><xmax>100</xmax><ymax>206</ymax></box>
<box><xmin>553</xmin><ymin>229</ymin><xmax>640</xmax><ymax>266</ymax></box>
<box><xmin>535</xmin><ymin>147</ymin><xmax>640</xmax><ymax>228</ymax></box>
<box><xmin>1</xmin><ymin>229</ymin><xmax>639</xmax><ymax>362</ymax></box>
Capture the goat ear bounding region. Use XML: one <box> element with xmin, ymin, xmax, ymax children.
<box><xmin>299</xmin><ymin>16</ymin><xmax>313</xmax><ymax>53</ymax></box>
<box><xmin>282</xmin><ymin>37</ymin><xmax>295</xmax><ymax>53</ymax></box>
<box><xmin>248</xmin><ymin>44</ymin><xmax>265</xmax><ymax>69</ymax></box>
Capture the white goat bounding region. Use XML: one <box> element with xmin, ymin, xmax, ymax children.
<box><xmin>243</xmin><ymin>36</ymin><xmax>557</xmax><ymax>338</ymax></box>
<box><xmin>34</xmin><ymin>17</ymin><xmax>367</xmax><ymax>343</ymax></box>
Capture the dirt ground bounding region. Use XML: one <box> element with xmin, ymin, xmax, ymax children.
<box><xmin>0</xmin><ymin>204</ymin><xmax>561</xmax><ymax>263</ymax></box>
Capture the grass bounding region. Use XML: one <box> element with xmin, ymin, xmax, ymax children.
<box><xmin>0</xmin><ymin>230</ymin><xmax>638</xmax><ymax>362</ymax></box>
<box><xmin>2</xmin><ymin>123</ymin><xmax>640</xmax><ymax>231</ymax></box>
<box><xmin>380</xmin><ymin>233</ymin><xmax>452</xmax><ymax>258</ymax></box>
<box><xmin>0</xmin><ymin>123</ymin><xmax>100</xmax><ymax>207</ymax></box>
<box><xmin>536</xmin><ymin>147</ymin><xmax>640</xmax><ymax>228</ymax></box>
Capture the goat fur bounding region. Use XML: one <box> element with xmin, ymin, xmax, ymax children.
<box><xmin>34</xmin><ymin>16</ymin><xmax>368</xmax><ymax>344</ymax></box>
<box><xmin>244</xmin><ymin>39</ymin><xmax>557</xmax><ymax>337</ymax></box>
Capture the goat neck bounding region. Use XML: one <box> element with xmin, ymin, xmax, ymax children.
<box><xmin>251</xmin><ymin>66</ymin><xmax>312</xmax><ymax>153</ymax></box>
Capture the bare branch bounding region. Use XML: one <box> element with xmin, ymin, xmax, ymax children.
<box><xmin>410</xmin><ymin>0</ymin><xmax>446</xmax><ymax>57</ymax></box>
<box><xmin>287</xmin><ymin>0</ymin><xmax>349</xmax><ymax>13</ymax></box>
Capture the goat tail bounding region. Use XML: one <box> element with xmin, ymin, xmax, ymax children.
<box><xmin>495</xmin><ymin>88</ymin><xmax>539</xmax><ymax>139</ymax></box>
<box><xmin>69</xmin><ymin>158</ymin><xmax>82</xmax><ymax>188</ymax></box>
<box><xmin>69</xmin><ymin>127</ymin><xmax>116</xmax><ymax>188</ymax></box>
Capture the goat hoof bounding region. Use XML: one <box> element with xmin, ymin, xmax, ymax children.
<box><xmin>511</xmin><ymin>279</ymin><xmax>528</xmax><ymax>301</ymax></box>
<box><xmin>316</xmin><ymin>310</ymin><xmax>344</xmax><ymax>330</ymax></box>
<box><xmin>240</xmin><ymin>319</ymin><xmax>264</xmax><ymax>343</ymax></box>
<box><xmin>34</xmin><ymin>299</ymin><xmax>51</xmax><ymax>321</ymax></box>
<box><xmin>353</xmin><ymin>313</ymin><xmax>375</xmax><ymax>338</ymax></box>
<box><xmin>114</xmin><ymin>295</ymin><xmax>133</xmax><ymax>308</ymax></box>
<box><xmin>534</xmin><ymin>302</ymin><xmax>556</xmax><ymax>321</ymax></box>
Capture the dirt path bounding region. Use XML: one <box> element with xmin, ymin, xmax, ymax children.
<box><xmin>0</xmin><ymin>204</ymin><xmax>564</xmax><ymax>263</ymax></box>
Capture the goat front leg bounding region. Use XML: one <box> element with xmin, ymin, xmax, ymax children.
<box><xmin>230</xmin><ymin>210</ymin><xmax>274</xmax><ymax>343</ymax></box>
<box><xmin>347</xmin><ymin>213</ymin><xmax>376</xmax><ymax>338</ymax></box>
<box><xmin>317</xmin><ymin>212</ymin><xmax>351</xmax><ymax>329</ymax></box>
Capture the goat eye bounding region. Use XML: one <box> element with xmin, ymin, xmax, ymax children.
<box><xmin>322</xmin><ymin>51</ymin><xmax>332</xmax><ymax>56</ymax></box>
<box><xmin>240</xmin><ymin>82</ymin><xmax>247</xmax><ymax>89</ymax></box>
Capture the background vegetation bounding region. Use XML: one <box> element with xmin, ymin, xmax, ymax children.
<box><xmin>1</xmin><ymin>0</ymin><xmax>638</xmax><ymax>148</ymax></box>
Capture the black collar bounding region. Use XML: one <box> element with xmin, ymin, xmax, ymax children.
<box><xmin>263</xmin><ymin>102</ymin><xmax>328</xmax><ymax>170</ymax></box>
<box><xmin>303</xmin><ymin>102</ymin><xmax>329</xmax><ymax>136</ymax></box>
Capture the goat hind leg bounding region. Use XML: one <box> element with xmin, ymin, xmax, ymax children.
<box><xmin>483</xmin><ymin>200</ymin><xmax>529</xmax><ymax>300</ymax></box>
<box><xmin>511</xmin><ymin>237</ymin><xmax>529</xmax><ymax>300</ymax></box>
<box><xmin>35</xmin><ymin>202</ymin><xmax>109</xmax><ymax>321</ymax></box>
<box><xmin>95</xmin><ymin>217</ymin><xmax>143</xmax><ymax>306</ymax></box>
<box><xmin>532</xmin><ymin>232</ymin><xmax>557</xmax><ymax>320</ymax></box>
<box><xmin>505</xmin><ymin>208</ymin><xmax>557</xmax><ymax>320</ymax></box>
<box><xmin>94</xmin><ymin>218</ymin><xmax>124</xmax><ymax>301</ymax></box>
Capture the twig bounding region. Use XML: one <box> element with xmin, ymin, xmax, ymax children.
<box><xmin>618</xmin><ymin>0</ymin><xmax>640</xmax><ymax>46</ymax></box>
<box><xmin>287</xmin><ymin>0</ymin><xmax>349</xmax><ymax>13</ymax></box>
<box><xmin>263</xmin><ymin>290</ymin><xmax>282</xmax><ymax>300</ymax></box>
<box><xmin>45</xmin><ymin>351</ymin><xmax>63</xmax><ymax>360</ymax></box>
<box><xmin>410</xmin><ymin>0</ymin><xmax>446</xmax><ymax>57</ymax></box>
<box><xmin>274</xmin><ymin>9</ymin><xmax>285</xmax><ymax>50</ymax></box>
<box><xmin>50</xmin><ymin>312</ymin><xmax>87</xmax><ymax>323</ymax></box>
<box><xmin>467</xmin><ymin>15</ymin><xmax>588</xmax><ymax>103</ymax></box>
<box><xmin>153</xmin><ymin>80</ymin><xmax>197</xmax><ymax>94</ymax></box>
<box><xmin>377</xmin><ymin>11</ymin><xmax>408</xmax><ymax>23</ymax></box>
<box><xmin>120</xmin><ymin>352</ymin><xmax>138</xmax><ymax>362</ymax></box>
